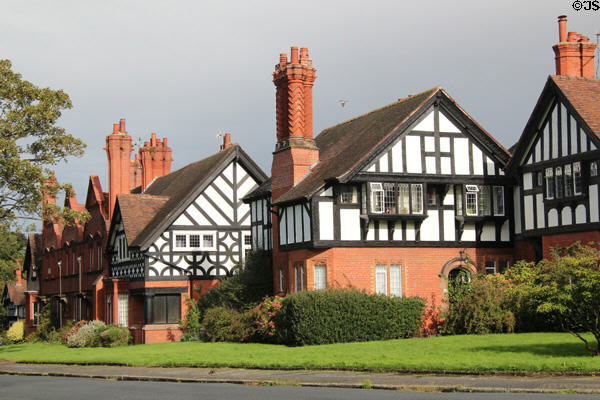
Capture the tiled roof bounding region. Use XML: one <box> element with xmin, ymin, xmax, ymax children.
<box><xmin>117</xmin><ymin>194</ymin><xmax>169</xmax><ymax>245</ymax></box>
<box><xmin>6</xmin><ymin>282</ymin><xmax>26</xmax><ymax>306</ymax></box>
<box><xmin>273</xmin><ymin>88</ymin><xmax>439</xmax><ymax>204</ymax></box>
<box><xmin>243</xmin><ymin>178</ymin><xmax>271</xmax><ymax>201</ymax></box>
<box><xmin>551</xmin><ymin>75</ymin><xmax>600</xmax><ymax>135</ymax></box>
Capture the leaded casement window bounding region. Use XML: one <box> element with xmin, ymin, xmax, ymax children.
<box><xmin>244</xmin><ymin>235</ymin><xmax>252</xmax><ymax>246</ymax></box>
<box><xmin>368</xmin><ymin>183</ymin><xmax>423</xmax><ymax>215</ymax></box>
<box><xmin>545</xmin><ymin>167</ymin><xmax>554</xmax><ymax>199</ymax></box>
<box><xmin>573</xmin><ymin>162</ymin><xmax>582</xmax><ymax>195</ymax></box>
<box><xmin>465</xmin><ymin>185</ymin><xmax>479</xmax><ymax>216</ymax></box>
<box><xmin>294</xmin><ymin>263</ymin><xmax>305</xmax><ymax>292</ymax></box>
<box><xmin>189</xmin><ymin>234</ymin><xmax>201</xmax><ymax>248</ymax></box>
<box><xmin>375</xmin><ymin>264</ymin><xmax>402</xmax><ymax>297</ymax></box>
<box><xmin>314</xmin><ymin>265</ymin><xmax>326</xmax><ymax>290</ymax></box>
<box><xmin>493</xmin><ymin>186</ymin><xmax>505</xmax><ymax>216</ymax></box>
<box><xmin>175</xmin><ymin>234</ymin><xmax>187</xmax><ymax>248</ymax></box>
<box><xmin>591</xmin><ymin>161</ymin><xmax>598</xmax><ymax>177</ymax></box>
<box><xmin>555</xmin><ymin>167</ymin><xmax>564</xmax><ymax>198</ymax></box>
<box><xmin>203</xmin><ymin>234</ymin><xmax>214</xmax><ymax>248</ymax></box>
<box><xmin>118</xmin><ymin>293</ymin><xmax>128</xmax><ymax>327</ymax></box>
<box><xmin>485</xmin><ymin>261</ymin><xmax>496</xmax><ymax>274</ymax></box>
<box><xmin>564</xmin><ymin>164</ymin><xmax>573</xmax><ymax>197</ymax></box>
<box><xmin>146</xmin><ymin>294</ymin><xmax>181</xmax><ymax>324</ymax></box>
<box><xmin>478</xmin><ymin>185</ymin><xmax>491</xmax><ymax>216</ymax></box>
<box><xmin>339</xmin><ymin>185</ymin><xmax>358</xmax><ymax>204</ymax></box>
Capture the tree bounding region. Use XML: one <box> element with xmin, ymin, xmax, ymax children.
<box><xmin>0</xmin><ymin>227</ymin><xmax>26</xmax><ymax>283</ymax></box>
<box><xmin>533</xmin><ymin>242</ymin><xmax>600</xmax><ymax>355</ymax></box>
<box><xmin>0</xmin><ymin>59</ymin><xmax>86</xmax><ymax>227</ymax></box>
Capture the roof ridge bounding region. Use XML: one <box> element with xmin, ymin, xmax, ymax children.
<box><xmin>317</xmin><ymin>87</ymin><xmax>440</xmax><ymax>138</ymax></box>
<box><xmin>550</xmin><ymin>74</ymin><xmax>600</xmax><ymax>82</ymax></box>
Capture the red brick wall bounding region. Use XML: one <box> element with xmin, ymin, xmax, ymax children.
<box><xmin>542</xmin><ymin>230</ymin><xmax>600</xmax><ymax>259</ymax></box>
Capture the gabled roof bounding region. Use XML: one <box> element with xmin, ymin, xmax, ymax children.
<box><xmin>507</xmin><ymin>75</ymin><xmax>600</xmax><ymax>170</ymax></box>
<box><xmin>273</xmin><ymin>87</ymin><xmax>510</xmax><ymax>205</ymax></box>
<box><xmin>23</xmin><ymin>234</ymin><xmax>42</xmax><ymax>274</ymax></box>
<box><xmin>3</xmin><ymin>278</ymin><xmax>26</xmax><ymax>306</ymax></box>
<box><xmin>111</xmin><ymin>144</ymin><xmax>267</xmax><ymax>249</ymax></box>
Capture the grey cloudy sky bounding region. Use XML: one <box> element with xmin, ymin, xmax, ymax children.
<box><xmin>2</xmin><ymin>0</ymin><xmax>599</xmax><ymax>210</ymax></box>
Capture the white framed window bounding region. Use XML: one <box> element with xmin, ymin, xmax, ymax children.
<box><xmin>564</xmin><ymin>164</ymin><xmax>573</xmax><ymax>197</ymax></box>
<box><xmin>175</xmin><ymin>235</ymin><xmax>186</xmax><ymax>248</ymax></box>
<box><xmin>375</xmin><ymin>265</ymin><xmax>387</xmax><ymax>295</ymax></box>
<box><xmin>389</xmin><ymin>265</ymin><xmax>402</xmax><ymax>297</ymax></box>
<box><xmin>545</xmin><ymin>167</ymin><xmax>554</xmax><ymax>199</ymax></box>
<box><xmin>591</xmin><ymin>161</ymin><xmax>598</xmax><ymax>177</ymax></box>
<box><xmin>203</xmin><ymin>234</ymin><xmax>214</xmax><ymax>249</ymax></box>
<box><xmin>189</xmin><ymin>234</ymin><xmax>201</xmax><ymax>248</ymax></box>
<box><xmin>340</xmin><ymin>185</ymin><xmax>358</xmax><ymax>204</ymax></box>
<box><xmin>370</xmin><ymin>183</ymin><xmax>384</xmax><ymax>213</ymax></box>
<box><xmin>555</xmin><ymin>167</ymin><xmax>564</xmax><ymax>198</ymax></box>
<box><xmin>478</xmin><ymin>185</ymin><xmax>491</xmax><ymax>216</ymax></box>
<box><xmin>465</xmin><ymin>185</ymin><xmax>479</xmax><ymax>216</ymax></box>
<box><xmin>398</xmin><ymin>184</ymin><xmax>410</xmax><ymax>214</ymax></box>
<box><xmin>411</xmin><ymin>184</ymin><xmax>423</xmax><ymax>214</ymax></box>
<box><xmin>485</xmin><ymin>261</ymin><xmax>496</xmax><ymax>274</ymax></box>
<box><xmin>573</xmin><ymin>162</ymin><xmax>582</xmax><ymax>195</ymax></box>
<box><xmin>314</xmin><ymin>265</ymin><xmax>326</xmax><ymax>290</ymax></box>
<box><xmin>493</xmin><ymin>186</ymin><xmax>504</xmax><ymax>216</ymax></box>
<box><xmin>118</xmin><ymin>293</ymin><xmax>128</xmax><ymax>327</ymax></box>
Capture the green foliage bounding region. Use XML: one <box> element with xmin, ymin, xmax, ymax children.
<box><xmin>245</xmin><ymin>296</ymin><xmax>282</xmax><ymax>343</ymax></box>
<box><xmin>201</xmin><ymin>306</ymin><xmax>253</xmax><ymax>343</ymax></box>
<box><xmin>180</xmin><ymin>297</ymin><xmax>204</xmax><ymax>342</ymax></box>
<box><xmin>94</xmin><ymin>325</ymin><xmax>132</xmax><ymax>347</ymax></box>
<box><xmin>32</xmin><ymin>303</ymin><xmax>60</xmax><ymax>343</ymax></box>
<box><xmin>0</xmin><ymin>59</ymin><xmax>87</xmax><ymax>227</ymax></box>
<box><xmin>528</xmin><ymin>243</ymin><xmax>600</xmax><ymax>355</ymax></box>
<box><xmin>198</xmin><ymin>250</ymin><xmax>272</xmax><ymax>312</ymax></box>
<box><xmin>0</xmin><ymin>227</ymin><xmax>26</xmax><ymax>284</ymax></box>
<box><xmin>275</xmin><ymin>289</ymin><xmax>425</xmax><ymax>346</ymax></box>
<box><xmin>441</xmin><ymin>272</ymin><xmax>516</xmax><ymax>335</ymax></box>
<box><xmin>6</xmin><ymin>320</ymin><xmax>24</xmax><ymax>342</ymax></box>
<box><xmin>66</xmin><ymin>320</ymin><xmax>105</xmax><ymax>348</ymax></box>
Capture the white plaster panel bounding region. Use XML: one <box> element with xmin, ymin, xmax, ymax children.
<box><xmin>405</xmin><ymin>221</ymin><xmax>415</xmax><ymax>241</ymax></box>
<box><xmin>501</xmin><ymin>220</ymin><xmax>510</xmax><ymax>241</ymax></box>
<box><xmin>294</xmin><ymin>204</ymin><xmax>303</xmax><ymax>242</ymax></box>
<box><xmin>238</xmin><ymin>179</ymin><xmax>258</xmax><ymax>200</ymax></box>
<box><xmin>524</xmin><ymin>195</ymin><xmax>534</xmax><ymax>230</ymax></box>
<box><xmin>426</xmin><ymin>157</ymin><xmax>436</xmax><ymax>174</ymax></box>
<box><xmin>340</xmin><ymin>209</ymin><xmax>360</xmax><ymax>240</ymax></box>
<box><xmin>441</xmin><ymin>157</ymin><xmax>451</xmax><ymax>174</ymax></box>
<box><xmin>379</xmin><ymin>222</ymin><xmax>388</xmax><ymax>241</ymax></box>
<box><xmin>367</xmin><ymin>164</ymin><xmax>376</xmax><ymax>172</ymax></box>
<box><xmin>536</xmin><ymin>193</ymin><xmax>545</xmax><ymax>229</ymax></box>
<box><xmin>589</xmin><ymin>184</ymin><xmax>599</xmax><ymax>222</ymax></box>
<box><xmin>424</xmin><ymin>136</ymin><xmax>435</xmax><ymax>152</ymax></box>
<box><xmin>286</xmin><ymin>206</ymin><xmax>295</xmax><ymax>243</ymax></box>
<box><xmin>186</xmin><ymin>201</ymin><xmax>210</xmax><ymax>226</ymax></box>
<box><xmin>379</xmin><ymin>155</ymin><xmax>389</xmax><ymax>173</ymax></box>
<box><xmin>405</xmin><ymin>136</ymin><xmax>422</xmax><ymax>173</ymax></box>
<box><xmin>575</xmin><ymin>204</ymin><xmax>587</xmax><ymax>224</ymax></box>
<box><xmin>439</xmin><ymin>112</ymin><xmax>461</xmax><ymax>133</ymax></box>
<box><xmin>443</xmin><ymin>185</ymin><xmax>454</xmax><ymax>206</ymax></box>
<box><xmin>454</xmin><ymin>138</ymin><xmax>469</xmax><ymax>175</ymax></box>
<box><xmin>222</xmin><ymin>162</ymin><xmax>234</xmax><ymax>183</ymax></box>
<box><xmin>543</xmin><ymin>124</ymin><xmax>550</xmax><ymax>161</ymax></box>
<box><xmin>535</xmin><ymin>139</ymin><xmax>541</xmax><ymax>162</ymax></box>
<box><xmin>279</xmin><ymin>210</ymin><xmax>287</xmax><ymax>245</ymax></box>
<box><xmin>552</xmin><ymin>106</ymin><xmax>559</xmax><ymax>158</ymax></box>
<box><xmin>213</xmin><ymin>175</ymin><xmax>233</xmax><ymax>200</ymax></box>
<box><xmin>366</xmin><ymin>221</ymin><xmax>375</xmax><ymax>241</ymax></box>
<box><xmin>472</xmin><ymin>145</ymin><xmax>483</xmax><ymax>175</ymax></box>
<box><xmin>581</xmin><ymin>130</ymin><xmax>588</xmax><ymax>152</ymax></box>
<box><xmin>562</xmin><ymin>206</ymin><xmax>572</xmax><ymax>225</ymax></box>
<box><xmin>486</xmin><ymin>157</ymin><xmax>495</xmax><ymax>176</ymax></box>
<box><xmin>391</xmin><ymin>140</ymin><xmax>403</xmax><ymax>172</ymax></box>
<box><xmin>548</xmin><ymin>209</ymin><xmax>559</xmax><ymax>227</ymax></box>
<box><xmin>443</xmin><ymin>210</ymin><xmax>455</xmax><ymax>241</ymax></box>
<box><xmin>318</xmin><ymin>202</ymin><xmax>334</xmax><ymax>240</ymax></box>
<box><xmin>197</xmin><ymin>195</ymin><xmax>228</xmax><ymax>225</ymax></box>
<box><xmin>523</xmin><ymin>172</ymin><xmax>533</xmax><ymax>190</ymax></box>
<box><xmin>393</xmin><ymin>222</ymin><xmax>402</xmax><ymax>240</ymax></box>
<box><xmin>514</xmin><ymin>186</ymin><xmax>522</xmax><ymax>234</ymax></box>
<box><xmin>238</xmin><ymin>203</ymin><xmax>251</xmax><ymax>225</ymax></box>
<box><xmin>481</xmin><ymin>223</ymin><xmax>495</xmax><ymax>241</ymax></box>
<box><xmin>561</xmin><ymin>104</ymin><xmax>568</xmax><ymax>157</ymax></box>
<box><xmin>204</xmin><ymin>185</ymin><xmax>233</xmax><ymax>218</ymax></box>
<box><xmin>420</xmin><ymin>211</ymin><xmax>439</xmax><ymax>241</ymax></box>
<box><xmin>571</xmin><ymin>117</ymin><xmax>578</xmax><ymax>155</ymax></box>
<box><xmin>440</xmin><ymin>137</ymin><xmax>450</xmax><ymax>152</ymax></box>
<box><xmin>173</xmin><ymin>213</ymin><xmax>194</xmax><ymax>226</ymax></box>
<box><xmin>462</xmin><ymin>223</ymin><xmax>476</xmax><ymax>241</ymax></box>
<box><xmin>321</xmin><ymin>187</ymin><xmax>333</xmax><ymax>197</ymax></box>
<box><xmin>413</xmin><ymin>110</ymin><xmax>434</xmax><ymax>131</ymax></box>
<box><xmin>303</xmin><ymin>206</ymin><xmax>311</xmax><ymax>241</ymax></box>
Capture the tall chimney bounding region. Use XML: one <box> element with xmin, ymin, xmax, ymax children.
<box><xmin>220</xmin><ymin>133</ymin><xmax>232</xmax><ymax>151</ymax></box>
<box><xmin>552</xmin><ymin>16</ymin><xmax>597</xmax><ymax>78</ymax></box>
<box><xmin>271</xmin><ymin>46</ymin><xmax>319</xmax><ymax>200</ymax></box>
<box><xmin>139</xmin><ymin>132</ymin><xmax>172</xmax><ymax>191</ymax></box>
<box><xmin>105</xmin><ymin>119</ymin><xmax>133</xmax><ymax>220</ymax></box>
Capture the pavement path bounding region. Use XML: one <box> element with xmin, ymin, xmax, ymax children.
<box><xmin>1</xmin><ymin>361</ymin><xmax>599</xmax><ymax>395</ymax></box>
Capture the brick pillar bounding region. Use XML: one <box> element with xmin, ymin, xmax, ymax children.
<box><xmin>105</xmin><ymin>119</ymin><xmax>133</xmax><ymax>220</ymax></box>
<box><xmin>552</xmin><ymin>15</ymin><xmax>597</xmax><ymax>78</ymax></box>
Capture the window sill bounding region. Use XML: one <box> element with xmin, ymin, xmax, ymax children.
<box><xmin>456</xmin><ymin>215</ymin><xmax>508</xmax><ymax>223</ymax></box>
<box><xmin>365</xmin><ymin>213</ymin><xmax>427</xmax><ymax>221</ymax></box>
<box><xmin>543</xmin><ymin>194</ymin><xmax>586</xmax><ymax>207</ymax></box>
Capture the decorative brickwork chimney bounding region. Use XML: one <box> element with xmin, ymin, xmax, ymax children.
<box><xmin>271</xmin><ymin>46</ymin><xmax>319</xmax><ymax>200</ymax></box>
<box><xmin>220</xmin><ymin>133</ymin><xmax>232</xmax><ymax>151</ymax></box>
<box><xmin>105</xmin><ymin>119</ymin><xmax>133</xmax><ymax>220</ymax></box>
<box><xmin>130</xmin><ymin>154</ymin><xmax>143</xmax><ymax>190</ymax></box>
<box><xmin>553</xmin><ymin>15</ymin><xmax>597</xmax><ymax>78</ymax></box>
<box><xmin>139</xmin><ymin>133</ymin><xmax>172</xmax><ymax>192</ymax></box>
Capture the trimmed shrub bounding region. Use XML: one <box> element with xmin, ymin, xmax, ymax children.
<box><xmin>245</xmin><ymin>296</ymin><xmax>282</xmax><ymax>343</ymax></box>
<box><xmin>94</xmin><ymin>325</ymin><xmax>131</xmax><ymax>347</ymax></box>
<box><xmin>275</xmin><ymin>289</ymin><xmax>425</xmax><ymax>346</ymax></box>
<box><xmin>6</xmin><ymin>320</ymin><xmax>24</xmax><ymax>342</ymax></box>
<box><xmin>201</xmin><ymin>306</ymin><xmax>253</xmax><ymax>342</ymax></box>
<box><xmin>67</xmin><ymin>320</ymin><xmax>105</xmax><ymax>348</ymax></box>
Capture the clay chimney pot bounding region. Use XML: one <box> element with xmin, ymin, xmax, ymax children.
<box><xmin>291</xmin><ymin>46</ymin><xmax>299</xmax><ymax>63</ymax></box>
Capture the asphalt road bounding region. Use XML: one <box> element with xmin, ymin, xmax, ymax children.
<box><xmin>1</xmin><ymin>375</ymin><xmax>597</xmax><ymax>400</ymax></box>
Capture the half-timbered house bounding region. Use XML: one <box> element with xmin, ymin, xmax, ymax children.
<box><xmin>105</xmin><ymin>138</ymin><xmax>267</xmax><ymax>343</ymax></box>
<box><xmin>246</xmin><ymin>47</ymin><xmax>514</xmax><ymax>302</ymax></box>
<box><xmin>509</xmin><ymin>16</ymin><xmax>600</xmax><ymax>260</ymax></box>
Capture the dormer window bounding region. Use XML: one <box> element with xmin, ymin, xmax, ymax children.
<box><xmin>339</xmin><ymin>185</ymin><xmax>358</xmax><ymax>204</ymax></box>
<box><xmin>368</xmin><ymin>182</ymin><xmax>423</xmax><ymax>215</ymax></box>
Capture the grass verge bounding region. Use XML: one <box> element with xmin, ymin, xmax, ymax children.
<box><xmin>0</xmin><ymin>332</ymin><xmax>599</xmax><ymax>373</ymax></box>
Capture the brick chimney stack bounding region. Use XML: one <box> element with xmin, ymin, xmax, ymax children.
<box><xmin>139</xmin><ymin>132</ymin><xmax>172</xmax><ymax>191</ymax></box>
<box><xmin>220</xmin><ymin>133</ymin><xmax>232</xmax><ymax>151</ymax></box>
<box><xmin>105</xmin><ymin>119</ymin><xmax>133</xmax><ymax>220</ymax></box>
<box><xmin>553</xmin><ymin>15</ymin><xmax>597</xmax><ymax>78</ymax></box>
<box><xmin>271</xmin><ymin>46</ymin><xmax>319</xmax><ymax>200</ymax></box>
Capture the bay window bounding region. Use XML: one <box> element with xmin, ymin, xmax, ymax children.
<box><xmin>368</xmin><ymin>182</ymin><xmax>423</xmax><ymax>215</ymax></box>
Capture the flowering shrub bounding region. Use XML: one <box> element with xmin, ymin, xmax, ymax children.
<box><xmin>201</xmin><ymin>306</ymin><xmax>252</xmax><ymax>342</ymax></box>
<box><xmin>61</xmin><ymin>320</ymin><xmax>87</xmax><ymax>344</ymax></box>
<box><xmin>245</xmin><ymin>296</ymin><xmax>282</xmax><ymax>342</ymax></box>
<box><xmin>67</xmin><ymin>320</ymin><xmax>105</xmax><ymax>348</ymax></box>
<box><xmin>6</xmin><ymin>320</ymin><xmax>24</xmax><ymax>342</ymax></box>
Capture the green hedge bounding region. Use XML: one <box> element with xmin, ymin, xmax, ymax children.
<box><xmin>275</xmin><ymin>289</ymin><xmax>425</xmax><ymax>346</ymax></box>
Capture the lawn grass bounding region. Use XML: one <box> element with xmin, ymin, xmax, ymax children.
<box><xmin>0</xmin><ymin>332</ymin><xmax>599</xmax><ymax>373</ymax></box>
